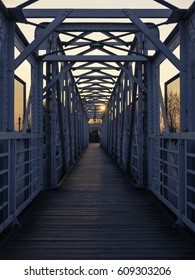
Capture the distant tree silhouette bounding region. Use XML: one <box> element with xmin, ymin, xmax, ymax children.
<box><xmin>160</xmin><ymin>106</ymin><xmax>165</xmax><ymax>133</ymax></box>
<box><xmin>167</xmin><ymin>90</ymin><xmax>180</xmax><ymax>132</ymax></box>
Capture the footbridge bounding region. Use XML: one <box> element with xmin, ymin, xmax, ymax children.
<box><xmin>0</xmin><ymin>0</ymin><xmax>195</xmax><ymax>259</ymax></box>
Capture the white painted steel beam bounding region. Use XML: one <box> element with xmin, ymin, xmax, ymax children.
<box><xmin>14</xmin><ymin>11</ymin><xmax>72</xmax><ymax>69</ymax></box>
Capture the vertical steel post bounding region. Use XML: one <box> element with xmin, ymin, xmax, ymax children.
<box><xmin>7</xmin><ymin>19</ymin><xmax>15</xmax><ymax>132</ymax></box>
<box><xmin>147</xmin><ymin>61</ymin><xmax>160</xmax><ymax>191</ymax></box>
<box><xmin>45</xmin><ymin>61</ymin><xmax>52</xmax><ymax>188</ymax></box>
<box><xmin>126</xmin><ymin>64</ymin><xmax>138</xmax><ymax>175</ymax></box>
<box><xmin>179</xmin><ymin>19</ymin><xmax>189</xmax><ymax>218</ymax></box>
<box><xmin>71</xmin><ymin>80</ymin><xmax>75</xmax><ymax>162</ymax></box>
<box><xmin>56</xmin><ymin>65</ymin><xmax>66</xmax><ymax>174</ymax></box>
<box><xmin>119</xmin><ymin>77</ymin><xmax>126</xmax><ymax>167</ymax></box>
<box><xmin>51</xmin><ymin>59</ymin><xmax>58</xmax><ymax>187</ymax></box>
<box><xmin>45</xmin><ymin>34</ymin><xmax>59</xmax><ymax>188</ymax></box>
<box><xmin>66</xmin><ymin>76</ymin><xmax>73</xmax><ymax>166</ymax></box>
<box><xmin>0</xmin><ymin>11</ymin><xmax>8</xmax><ymax>132</ymax></box>
<box><xmin>137</xmin><ymin>32</ymin><xmax>144</xmax><ymax>187</ymax></box>
<box><xmin>7</xmin><ymin>20</ymin><xmax>16</xmax><ymax>223</ymax></box>
<box><xmin>180</xmin><ymin>20</ymin><xmax>189</xmax><ymax>133</ymax></box>
<box><xmin>9</xmin><ymin>140</ymin><xmax>16</xmax><ymax>218</ymax></box>
<box><xmin>114</xmin><ymin>85</ymin><xmax>119</xmax><ymax>161</ymax></box>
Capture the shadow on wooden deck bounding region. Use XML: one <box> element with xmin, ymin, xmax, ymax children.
<box><xmin>0</xmin><ymin>143</ymin><xmax>195</xmax><ymax>260</ymax></box>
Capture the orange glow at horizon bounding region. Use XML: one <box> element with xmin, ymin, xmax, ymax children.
<box><xmin>14</xmin><ymin>79</ymin><xmax>24</xmax><ymax>132</ymax></box>
<box><xmin>100</xmin><ymin>105</ymin><xmax>106</xmax><ymax>112</ymax></box>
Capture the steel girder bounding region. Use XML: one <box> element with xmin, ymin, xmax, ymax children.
<box><xmin>32</xmin><ymin>22</ymin><xmax>156</xmax><ymax>32</ymax></box>
<box><xmin>22</xmin><ymin>9</ymin><xmax>172</xmax><ymax>19</ymax></box>
<box><xmin>43</xmin><ymin>55</ymin><xmax>148</xmax><ymax>62</ymax></box>
<box><xmin>2</xmin><ymin>2</ymin><xmax>187</xmax><ymax>120</ymax></box>
<box><xmin>8</xmin><ymin>4</ymin><xmax>184</xmax><ymax>118</ymax></box>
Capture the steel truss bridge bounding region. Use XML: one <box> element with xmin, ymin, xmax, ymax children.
<box><xmin>0</xmin><ymin>0</ymin><xmax>195</xmax><ymax>259</ymax></box>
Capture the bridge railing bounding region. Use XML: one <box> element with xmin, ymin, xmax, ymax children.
<box><xmin>150</xmin><ymin>133</ymin><xmax>195</xmax><ymax>232</ymax></box>
<box><xmin>0</xmin><ymin>133</ymin><xmax>43</xmax><ymax>233</ymax></box>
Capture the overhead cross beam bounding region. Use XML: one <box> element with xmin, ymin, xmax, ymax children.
<box><xmin>76</xmin><ymin>75</ymin><xmax>117</xmax><ymax>79</ymax></box>
<box><xmin>43</xmin><ymin>55</ymin><xmax>148</xmax><ymax>62</ymax></box>
<box><xmin>153</xmin><ymin>0</ymin><xmax>178</xmax><ymax>10</ymax></box>
<box><xmin>14</xmin><ymin>10</ymin><xmax>72</xmax><ymax>69</ymax></box>
<box><xmin>79</xmin><ymin>79</ymin><xmax>115</xmax><ymax>83</ymax></box>
<box><xmin>78</xmin><ymin>80</ymin><xmax>115</xmax><ymax>85</ymax></box>
<box><xmin>35</xmin><ymin>22</ymin><xmax>156</xmax><ymax>32</ymax></box>
<box><xmin>80</xmin><ymin>88</ymin><xmax>111</xmax><ymax>93</ymax></box>
<box><xmin>23</xmin><ymin>9</ymin><xmax>172</xmax><ymax>19</ymax></box>
<box><xmin>17</xmin><ymin>0</ymin><xmax>40</xmax><ymax>9</ymax></box>
<box><xmin>9</xmin><ymin>0</ymin><xmax>40</xmax><ymax>22</ymax></box>
<box><xmin>64</xmin><ymin>31</ymin><xmax>92</xmax><ymax>46</ymax></box>
<box><xmin>73</xmin><ymin>66</ymin><xmax>120</xmax><ymax>71</ymax></box>
<box><xmin>123</xmin><ymin>9</ymin><xmax>181</xmax><ymax>70</ymax></box>
<box><xmin>81</xmin><ymin>92</ymin><xmax>111</xmax><ymax>96</ymax></box>
<box><xmin>86</xmin><ymin>94</ymin><xmax>109</xmax><ymax>97</ymax></box>
<box><xmin>78</xmin><ymin>82</ymin><xmax>114</xmax><ymax>85</ymax></box>
<box><xmin>63</xmin><ymin>29</ymin><xmax>131</xmax><ymax>49</ymax></box>
<box><xmin>66</xmin><ymin>41</ymin><xmax>130</xmax><ymax>47</ymax></box>
<box><xmin>78</xmin><ymin>84</ymin><xmax>113</xmax><ymax>89</ymax></box>
<box><xmin>16</xmin><ymin>6</ymin><xmax>181</xmax><ymax>121</ymax></box>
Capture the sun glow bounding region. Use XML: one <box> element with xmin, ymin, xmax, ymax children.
<box><xmin>100</xmin><ymin>105</ymin><xmax>106</xmax><ymax>112</ymax></box>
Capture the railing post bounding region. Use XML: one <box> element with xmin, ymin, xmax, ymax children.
<box><xmin>178</xmin><ymin>139</ymin><xmax>186</xmax><ymax>221</ymax></box>
<box><xmin>9</xmin><ymin>139</ymin><xmax>16</xmax><ymax>217</ymax></box>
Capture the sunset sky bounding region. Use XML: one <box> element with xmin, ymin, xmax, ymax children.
<box><xmin>2</xmin><ymin>0</ymin><xmax>194</xmax><ymax>9</ymax></box>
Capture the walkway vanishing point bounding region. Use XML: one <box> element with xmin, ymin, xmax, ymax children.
<box><xmin>0</xmin><ymin>144</ymin><xmax>195</xmax><ymax>260</ymax></box>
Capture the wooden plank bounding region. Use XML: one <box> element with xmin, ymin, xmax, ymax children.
<box><xmin>0</xmin><ymin>144</ymin><xmax>195</xmax><ymax>260</ymax></box>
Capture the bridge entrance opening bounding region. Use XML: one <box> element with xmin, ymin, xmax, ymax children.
<box><xmin>89</xmin><ymin>128</ymin><xmax>100</xmax><ymax>143</ymax></box>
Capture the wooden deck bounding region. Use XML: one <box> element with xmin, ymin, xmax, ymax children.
<box><xmin>0</xmin><ymin>143</ymin><xmax>195</xmax><ymax>260</ymax></box>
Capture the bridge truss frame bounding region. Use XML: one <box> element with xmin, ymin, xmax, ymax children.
<box><xmin>0</xmin><ymin>0</ymin><xmax>195</xmax><ymax>233</ymax></box>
